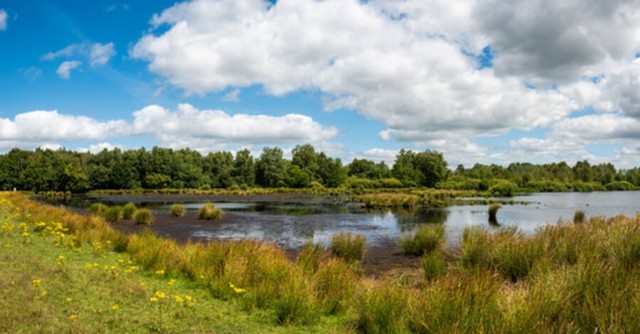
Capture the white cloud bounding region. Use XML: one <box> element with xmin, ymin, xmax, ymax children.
<box><xmin>18</xmin><ymin>67</ymin><xmax>43</xmax><ymax>82</ymax></box>
<box><xmin>81</xmin><ymin>142</ymin><xmax>125</xmax><ymax>154</ymax></box>
<box><xmin>0</xmin><ymin>110</ymin><xmax>129</xmax><ymax>143</ymax></box>
<box><xmin>56</xmin><ymin>61</ymin><xmax>82</xmax><ymax>79</ymax></box>
<box><xmin>0</xmin><ymin>9</ymin><xmax>8</xmax><ymax>31</ymax></box>
<box><xmin>89</xmin><ymin>42</ymin><xmax>116</xmax><ymax>67</ymax></box>
<box><xmin>222</xmin><ymin>88</ymin><xmax>241</xmax><ymax>102</ymax></box>
<box><xmin>43</xmin><ymin>42</ymin><xmax>116</xmax><ymax>67</ymax></box>
<box><xmin>132</xmin><ymin>104</ymin><xmax>338</xmax><ymax>149</ymax></box>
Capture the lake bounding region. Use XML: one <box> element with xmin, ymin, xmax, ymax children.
<box><xmin>129</xmin><ymin>191</ymin><xmax>640</xmax><ymax>250</ymax></box>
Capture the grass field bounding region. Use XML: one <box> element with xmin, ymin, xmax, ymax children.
<box><xmin>3</xmin><ymin>191</ymin><xmax>640</xmax><ymax>333</ymax></box>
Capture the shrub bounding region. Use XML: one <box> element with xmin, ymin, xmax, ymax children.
<box><xmin>574</xmin><ymin>210</ymin><xmax>586</xmax><ymax>224</ymax></box>
<box><xmin>133</xmin><ymin>208</ymin><xmax>153</xmax><ymax>225</ymax></box>
<box><xmin>170</xmin><ymin>203</ymin><xmax>185</xmax><ymax>217</ymax></box>
<box><xmin>88</xmin><ymin>202</ymin><xmax>107</xmax><ymax>216</ymax></box>
<box><xmin>199</xmin><ymin>203</ymin><xmax>223</xmax><ymax>220</ymax></box>
<box><xmin>122</xmin><ymin>202</ymin><xmax>137</xmax><ymax>219</ymax></box>
<box><xmin>401</xmin><ymin>224</ymin><xmax>445</xmax><ymax>256</ymax></box>
<box><xmin>330</xmin><ymin>232</ymin><xmax>366</xmax><ymax>263</ymax></box>
<box><xmin>604</xmin><ymin>181</ymin><xmax>638</xmax><ymax>191</ymax></box>
<box><xmin>488</xmin><ymin>180</ymin><xmax>517</xmax><ymax>197</ymax></box>
<box><xmin>103</xmin><ymin>205</ymin><xmax>122</xmax><ymax>223</ymax></box>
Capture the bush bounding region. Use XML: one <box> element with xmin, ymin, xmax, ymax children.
<box><xmin>170</xmin><ymin>203</ymin><xmax>185</xmax><ymax>217</ymax></box>
<box><xmin>198</xmin><ymin>203</ymin><xmax>222</xmax><ymax>220</ymax></box>
<box><xmin>401</xmin><ymin>224</ymin><xmax>445</xmax><ymax>256</ymax></box>
<box><xmin>122</xmin><ymin>202</ymin><xmax>137</xmax><ymax>219</ymax></box>
<box><xmin>103</xmin><ymin>205</ymin><xmax>122</xmax><ymax>223</ymax></box>
<box><xmin>133</xmin><ymin>208</ymin><xmax>153</xmax><ymax>225</ymax></box>
<box><xmin>488</xmin><ymin>180</ymin><xmax>518</xmax><ymax>197</ymax></box>
<box><xmin>604</xmin><ymin>181</ymin><xmax>638</xmax><ymax>191</ymax></box>
<box><xmin>330</xmin><ymin>233</ymin><xmax>366</xmax><ymax>263</ymax></box>
<box><xmin>88</xmin><ymin>202</ymin><xmax>107</xmax><ymax>216</ymax></box>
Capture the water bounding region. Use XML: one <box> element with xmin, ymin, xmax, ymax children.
<box><xmin>145</xmin><ymin>191</ymin><xmax>640</xmax><ymax>249</ymax></box>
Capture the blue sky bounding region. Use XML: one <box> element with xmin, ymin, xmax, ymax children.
<box><xmin>1</xmin><ymin>0</ymin><xmax>640</xmax><ymax>168</ymax></box>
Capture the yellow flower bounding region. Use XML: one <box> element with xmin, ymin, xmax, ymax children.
<box><xmin>39</xmin><ymin>290</ymin><xmax>48</xmax><ymax>297</ymax></box>
<box><xmin>69</xmin><ymin>314</ymin><xmax>78</xmax><ymax>320</ymax></box>
<box><xmin>66</xmin><ymin>297</ymin><xmax>72</xmax><ymax>303</ymax></box>
<box><xmin>149</xmin><ymin>297</ymin><xmax>159</xmax><ymax>302</ymax></box>
<box><xmin>155</xmin><ymin>269</ymin><xmax>165</xmax><ymax>276</ymax></box>
<box><xmin>111</xmin><ymin>304</ymin><xmax>119</xmax><ymax>311</ymax></box>
<box><xmin>154</xmin><ymin>291</ymin><xmax>166</xmax><ymax>299</ymax></box>
<box><xmin>229</xmin><ymin>282</ymin><xmax>246</xmax><ymax>294</ymax></box>
<box><xmin>174</xmin><ymin>295</ymin><xmax>184</xmax><ymax>304</ymax></box>
<box><xmin>168</xmin><ymin>279</ymin><xmax>176</xmax><ymax>286</ymax></box>
<box><xmin>32</xmin><ymin>279</ymin><xmax>41</xmax><ymax>287</ymax></box>
<box><xmin>58</xmin><ymin>255</ymin><xmax>65</xmax><ymax>261</ymax></box>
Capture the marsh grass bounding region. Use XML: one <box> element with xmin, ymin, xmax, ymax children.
<box><xmin>6</xmin><ymin>192</ymin><xmax>640</xmax><ymax>333</ymax></box>
<box><xmin>88</xmin><ymin>202</ymin><xmax>107</xmax><ymax>215</ymax></box>
<box><xmin>198</xmin><ymin>203</ymin><xmax>222</xmax><ymax>220</ymax></box>
<box><xmin>103</xmin><ymin>205</ymin><xmax>122</xmax><ymax>223</ymax></box>
<box><xmin>122</xmin><ymin>202</ymin><xmax>137</xmax><ymax>219</ymax></box>
<box><xmin>330</xmin><ymin>232</ymin><xmax>366</xmax><ymax>263</ymax></box>
<box><xmin>401</xmin><ymin>224</ymin><xmax>445</xmax><ymax>256</ymax></box>
<box><xmin>170</xmin><ymin>203</ymin><xmax>185</xmax><ymax>217</ymax></box>
<box><xmin>132</xmin><ymin>208</ymin><xmax>153</xmax><ymax>225</ymax></box>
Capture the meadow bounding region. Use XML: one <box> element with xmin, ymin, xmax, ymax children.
<box><xmin>3</xmin><ymin>191</ymin><xmax>640</xmax><ymax>333</ymax></box>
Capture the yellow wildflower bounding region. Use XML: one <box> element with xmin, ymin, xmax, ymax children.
<box><xmin>149</xmin><ymin>297</ymin><xmax>159</xmax><ymax>302</ymax></box>
<box><xmin>154</xmin><ymin>291</ymin><xmax>166</xmax><ymax>299</ymax></box>
<box><xmin>111</xmin><ymin>304</ymin><xmax>119</xmax><ymax>311</ymax></box>
<box><xmin>168</xmin><ymin>279</ymin><xmax>176</xmax><ymax>286</ymax></box>
<box><xmin>32</xmin><ymin>279</ymin><xmax>41</xmax><ymax>287</ymax></box>
<box><xmin>155</xmin><ymin>269</ymin><xmax>165</xmax><ymax>276</ymax></box>
<box><xmin>69</xmin><ymin>314</ymin><xmax>78</xmax><ymax>320</ymax></box>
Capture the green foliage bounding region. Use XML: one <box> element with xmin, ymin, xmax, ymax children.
<box><xmin>103</xmin><ymin>205</ymin><xmax>122</xmax><ymax>223</ymax></box>
<box><xmin>198</xmin><ymin>203</ymin><xmax>222</xmax><ymax>220</ymax></box>
<box><xmin>329</xmin><ymin>232</ymin><xmax>366</xmax><ymax>263</ymax></box>
<box><xmin>88</xmin><ymin>202</ymin><xmax>108</xmax><ymax>215</ymax></box>
<box><xmin>604</xmin><ymin>181</ymin><xmax>638</xmax><ymax>191</ymax></box>
<box><xmin>170</xmin><ymin>203</ymin><xmax>185</xmax><ymax>217</ymax></box>
<box><xmin>122</xmin><ymin>202</ymin><xmax>137</xmax><ymax>219</ymax></box>
<box><xmin>133</xmin><ymin>208</ymin><xmax>153</xmax><ymax>225</ymax></box>
<box><xmin>488</xmin><ymin>179</ymin><xmax>518</xmax><ymax>197</ymax></box>
<box><xmin>574</xmin><ymin>210</ymin><xmax>586</xmax><ymax>224</ymax></box>
<box><xmin>401</xmin><ymin>224</ymin><xmax>445</xmax><ymax>256</ymax></box>
<box><xmin>356</xmin><ymin>281</ymin><xmax>408</xmax><ymax>334</ymax></box>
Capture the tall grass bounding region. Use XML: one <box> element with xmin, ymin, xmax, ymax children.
<box><xmin>329</xmin><ymin>232</ymin><xmax>366</xmax><ymax>263</ymax></box>
<box><xmin>133</xmin><ymin>208</ymin><xmax>153</xmax><ymax>225</ymax></box>
<box><xmin>170</xmin><ymin>203</ymin><xmax>185</xmax><ymax>217</ymax></box>
<box><xmin>103</xmin><ymin>205</ymin><xmax>122</xmax><ymax>223</ymax></box>
<box><xmin>401</xmin><ymin>224</ymin><xmax>445</xmax><ymax>256</ymax></box>
<box><xmin>122</xmin><ymin>202</ymin><xmax>137</xmax><ymax>219</ymax></box>
<box><xmin>198</xmin><ymin>203</ymin><xmax>222</xmax><ymax>220</ymax></box>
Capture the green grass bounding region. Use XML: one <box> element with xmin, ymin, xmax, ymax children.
<box><xmin>198</xmin><ymin>203</ymin><xmax>223</xmax><ymax>220</ymax></box>
<box><xmin>5</xmin><ymin>192</ymin><xmax>640</xmax><ymax>333</ymax></box>
<box><xmin>133</xmin><ymin>208</ymin><xmax>153</xmax><ymax>225</ymax></box>
<box><xmin>103</xmin><ymin>205</ymin><xmax>122</xmax><ymax>223</ymax></box>
<box><xmin>122</xmin><ymin>202</ymin><xmax>137</xmax><ymax>220</ymax></box>
<box><xmin>400</xmin><ymin>224</ymin><xmax>445</xmax><ymax>256</ymax></box>
<box><xmin>170</xmin><ymin>203</ymin><xmax>185</xmax><ymax>217</ymax></box>
<box><xmin>329</xmin><ymin>233</ymin><xmax>366</xmax><ymax>263</ymax></box>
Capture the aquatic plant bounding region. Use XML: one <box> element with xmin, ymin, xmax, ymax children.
<box><xmin>133</xmin><ymin>208</ymin><xmax>153</xmax><ymax>225</ymax></box>
<box><xmin>122</xmin><ymin>202</ymin><xmax>137</xmax><ymax>219</ymax></box>
<box><xmin>103</xmin><ymin>205</ymin><xmax>122</xmax><ymax>223</ymax></box>
<box><xmin>170</xmin><ymin>204</ymin><xmax>185</xmax><ymax>217</ymax></box>
<box><xmin>329</xmin><ymin>232</ymin><xmax>366</xmax><ymax>263</ymax></box>
<box><xmin>88</xmin><ymin>202</ymin><xmax>107</xmax><ymax>216</ymax></box>
<box><xmin>401</xmin><ymin>224</ymin><xmax>445</xmax><ymax>256</ymax></box>
<box><xmin>198</xmin><ymin>203</ymin><xmax>222</xmax><ymax>221</ymax></box>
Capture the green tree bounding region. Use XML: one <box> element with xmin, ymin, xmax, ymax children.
<box><xmin>256</xmin><ymin>147</ymin><xmax>287</xmax><ymax>188</ymax></box>
<box><xmin>317</xmin><ymin>153</ymin><xmax>347</xmax><ymax>187</ymax></box>
<box><xmin>232</xmin><ymin>149</ymin><xmax>255</xmax><ymax>187</ymax></box>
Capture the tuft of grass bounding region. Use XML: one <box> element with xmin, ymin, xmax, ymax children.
<box><xmin>170</xmin><ymin>203</ymin><xmax>185</xmax><ymax>217</ymax></box>
<box><xmin>356</xmin><ymin>281</ymin><xmax>408</xmax><ymax>334</ymax></box>
<box><xmin>329</xmin><ymin>232</ymin><xmax>366</xmax><ymax>263</ymax></box>
<box><xmin>88</xmin><ymin>202</ymin><xmax>107</xmax><ymax>215</ymax></box>
<box><xmin>422</xmin><ymin>251</ymin><xmax>447</xmax><ymax>281</ymax></box>
<box><xmin>296</xmin><ymin>241</ymin><xmax>325</xmax><ymax>274</ymax></box>
<box><xmin>103</xmin><ymin>205</ymin><xmax>122</xmax><ymax>223</ymax></box>
<box><xmin>198</xmin><ymin>203</ymin><xmax>222</xmax><ymax>220</ymax></box>
<box><xmin>313</xmin><ymin>258</ymin><xmax>358</xmax><ymax>315</ymax></box>
<box><xmin>122</xmin><ymin>202</ymin><xmax>137</xmax><ymax>219</ymax></box>
<box><xmin>133</xmin><ymin>208</ymin><xmax>153</xmax><ymax>225</ymax></box>
<box><xmin>401</xmin><ymin>224</ymin><xmax>445</xmax><ymax>256</ymax></box>
<box><xmin>574</xmin><ymin>210</ymin><xmax>586</xmax><ymax>224</ymax></box>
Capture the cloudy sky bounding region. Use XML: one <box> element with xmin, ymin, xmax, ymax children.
<box><xmin>1</xmin><ymin>0</ymin><xmax>640</xmax><ymax>168</ymax></box>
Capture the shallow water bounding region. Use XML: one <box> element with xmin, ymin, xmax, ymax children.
<box><xmin>145</xmin><ymin>191</ymin><xmax>640</xmax><ymax>249</ymax></box>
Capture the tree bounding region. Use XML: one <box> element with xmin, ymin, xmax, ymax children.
<box><xmin>232</xmin><ymin>149</ymin><xmax>255</xmax><ymax>187</ymax></box>
<box><xmin>291</xmin><ymin>144</ymin><xmax>318</xmax><ymax>182</ymax></box>
<box><xmin>256</xmin><ymin>147</ymin><xmax>287</xmax><ymax>188</ymax></box>
<box><xmin>414</xmin><ymin>150</ymin><xmax>449</xmax><ymax>188</ymax></box>
<box><xmin>317</xmin><ymin>153</ymin><xmax>347</xmax><ymax>187</ymax></box>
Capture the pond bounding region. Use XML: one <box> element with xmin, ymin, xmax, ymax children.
<box><xmin>83</xmin><ymin>191</ymin><xmax>640</xmax><ymax>250</ymax></box>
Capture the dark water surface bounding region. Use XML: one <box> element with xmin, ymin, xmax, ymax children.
<box><xmin>123</xmin><ymin>191</ymin><xmax>640</xmax><ymax>249</ymax></box>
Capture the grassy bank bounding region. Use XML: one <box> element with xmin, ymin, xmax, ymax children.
<box><xmin>4</xmin><ymin>192</ymin><xmax>640</xmax><ymax>333</ymax></box>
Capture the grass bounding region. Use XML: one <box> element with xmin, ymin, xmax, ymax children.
<box><xmin>198</xmin><ymin>203</ymin><xmax>223</xmax><ymax>220</ymax></box>
<box><xmin>122</xmin><ymin>202</ymin><xmax>137</xmax><ymax>219</ymax></box>
<box><xmin>103</xmin><ymin>205</ymin><xmax>122</xmax><ymax>223</ymax></box>
<box><xmin>400</xmin><ymin>224</ymin><xmax>445</xmax><ymax>256</ymax></box>
<box><xmin>329</xmin><ymin>232</ymin><xmax>366</xmax><ymax>263</ymax></box>
<box><xmin>170</xmin><ymin>203</ymin><xmax>185</xmax><ymax>217</ymax></box>
<box><xmin>5</xmin><ymin>192</ymin><xmax>640</xmax><ymax>333</ymax></box>
<box><xmin>133</xmin><ymin>208</ymin><xmax>153</xmax><ymax>225</ymax></box>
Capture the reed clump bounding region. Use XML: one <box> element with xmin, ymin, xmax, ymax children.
<box><xmin>329</xmin><ymin>232</ymin><xmax>366</xmax><ymax>263</ymax></box>
<box><xmin>133</xmin><ymin>208</ymin><xmax>153</xmax><ymax>225</ymax></box>
<box><xmin>401</xmin><ymin>224</ymin><xmax>445</xmax><ymax>256</ymax></box>
<box><xmin>170</xmin><ymin>203</ymin><xmax>185</xmax><ymax>217</ymax></box>
<box><xmin>198</xmin><ymin>203</ymin><xmax>222</xmax><ymax>220</ymax></box>
<box><xmin>122</xmin><ymin>202</ymin><xmax>137</xmax><ymax>219</ymax></box>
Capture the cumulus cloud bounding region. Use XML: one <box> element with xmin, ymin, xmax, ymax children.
<box><xmin>132</xmin><ymin>103</ymin><xmax>339</xmax><ymax>149</ymax></box>
<box><xmin>89</xmin><ymin>42</ymin><xmax>116</xmax><ymax>67</ymax></box>
<box><xmin>0</xmin><ymin>9</ymin><xmax>8</xmax><ymax>31</ymax></box>
<box><xmin>56</xmin><ymin>61</ymin><xmax>82</xmax><ymax>79</ymax></box>
<box><xmin>128</xmin><ymin>0</ymin><xmax>640</xmax><ymax>165</ymax></box>
<box><xmin>0</xmin><ymin>110</ymin><xmax>129</xmax><ymax>143</ymax></box>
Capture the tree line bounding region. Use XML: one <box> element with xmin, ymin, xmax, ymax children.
<box><xmin>0</xmin><ymin>145</ymin><xmax>637</xmax><ymax>193</ymax></box>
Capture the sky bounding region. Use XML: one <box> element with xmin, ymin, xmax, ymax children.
<box><xmin>1</xmin><ymin>0</ymin><xmax>640</xmax><ymax>168</ymax></box>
